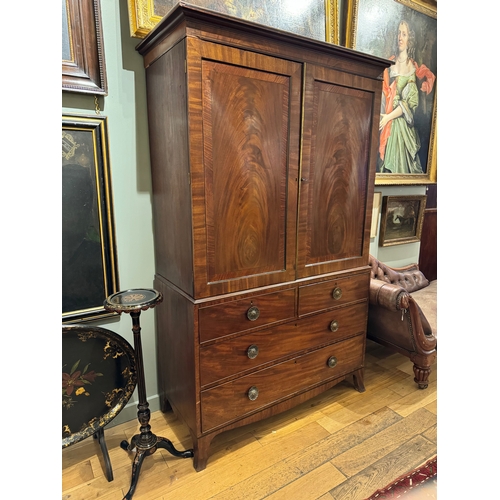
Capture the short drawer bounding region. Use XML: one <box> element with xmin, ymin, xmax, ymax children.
<box><xmin>199</xmin><ymin>301</ymin><xmax>368</xmax><ymax>387</ymax></box>
<box><xmin>200</xmin><ymin>335</ymin><xmax>364</xmax><ymax>432</ymax></box>
<box><xmin>199</xmin><ymin>289</ymin><xmax>296</xmax><ymax>343</ymax></box>
<box><xmin>298</xmin><ymin>272</ymin><xmax>369</xmax><ymax>316</ymax></box>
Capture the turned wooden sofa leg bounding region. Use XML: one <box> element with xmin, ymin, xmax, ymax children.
<box><xmin>413</xmin><ymin>363</ymin><xmax>431</xmax><ymax>390</ymax></box>
<box><xmin>410</xmin><ymin>352</ymin><xmax>436</xmax><ymax>390</ymax></box>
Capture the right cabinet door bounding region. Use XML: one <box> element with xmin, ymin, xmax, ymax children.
<box><xmin>297</xmin><ymin>64</ymin><xmax>381</xmax><ymax>279</ymax></box>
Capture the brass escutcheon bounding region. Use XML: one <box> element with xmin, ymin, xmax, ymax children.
<box><xmin>327</xmin><ymin>356</ymin><xmax>338</xmax><ymax>368</ymax></box>
<box><xmin>332</xmin><ymin>287</ymin><xmax>342</xmax><ymax>300</ymax></box>
<box><xmin>247</xmin><ymin>386</ymin><xmax>259</xmax><ymax>401</ymax></box>
<box><xmin>329</xmin><ymin>320</ymin><xmax>339</xmax><ymax>332</ymax></box>
<box><xmin>246</xmin><ymin>305</ymin><xmax>260</xmax><ymax>321</ymax></box>
<box><xmin>247</xmin><ymin>344</ymin><xmax>259</xmax><ymax>359</ymax></box>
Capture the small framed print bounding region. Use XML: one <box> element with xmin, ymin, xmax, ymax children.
<box><xmin>379</xmin><ymin>195</ymin><xmax>426</xmax><ymax>246</ymax></box>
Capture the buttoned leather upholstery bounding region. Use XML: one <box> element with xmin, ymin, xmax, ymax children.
<box><xmin>367</xmin><ymin>255</ymin><xmax>437</xmax><ymax>389</ymax></box>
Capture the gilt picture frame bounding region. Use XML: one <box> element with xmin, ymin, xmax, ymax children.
<box><xmin>127</xmin><ymin>0</ymin><xmax>340</xmax><ymax>44</ymax></box>
<box><xmin>345</xmin><ymin>0</ymin><xmax>436</xmax><ymax>185</ymax></box>
<box><xmin>370</xmin><ymin>191</ymin><xmax>382</xmax><ymax>238</ymax></box>
<box><xmin>379</xmin><ymin>195</ymin><xmax>426</xmax><ymax>246</ymax></box>
<box><xmin>62</xmin><ymin>0</ymin><xmax>108</xmax><ymax>95</ymax></box>
<box><xmin>62</xmin><ymin>115</ymin><xmax>119</xmax><ymax>323</ymax></box>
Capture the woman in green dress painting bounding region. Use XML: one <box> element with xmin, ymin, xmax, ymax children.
<box><xmin>378</xmin><ymin>20</ymin><xmax>435</xmax><ymax>174</ymax></box>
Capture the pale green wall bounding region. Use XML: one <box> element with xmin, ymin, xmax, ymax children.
<box><xmin>62</xmin><ymin>0</ymin><xmax>428</xmax><ymax>426</ymax></box>
<box><xmin>62</xmin><ymin>0</ymin><xmax>158</xmax><ymax>424</ymax></box>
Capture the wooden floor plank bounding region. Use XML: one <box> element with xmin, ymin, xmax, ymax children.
<box><xmin>423</xmin><ymin>423</ymin><xmax>437</xmax><ymax>444</ymax></box>
<box><xmin>61</xmin><ymin>459</ymin><xmax>94</xmax><ymax>491</ymax></box>
<box><xmin>319</xmin><ymin>386</ymin><xmax>403</xmax><ymax>431</ymax></box>
<box><xmin>209</xmin><ymin>406</ymin><xmax>401</xmax><ymax>500</ymax></box>
<box><xmin>264</xmin><ymin>462</ymin><xmax>346</xmax><ymax>500</ymax></box>
<box><xmin>331</xmin><ymin>407</ymin><xmax>436</xmax><ymax>477</ymax></box>
<box><xmin>327</xmin><ymin>435</ymin><xmax>436</xmax><ymax>500</ymax></box>
<box><xmin>388</xmin><ymin>380</ymin><xmax>437</xmax><ymax>417</ymax></box>
<box><xmin>133</xmin><ymin>422</ymin><xmax>329</xmax><ymax>499</ymax></box>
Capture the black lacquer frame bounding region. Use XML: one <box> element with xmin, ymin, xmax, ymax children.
<box><xmin>62</xmin><ymin>114</ymin><xmax>119</xmax><ymax>323</ymax></box>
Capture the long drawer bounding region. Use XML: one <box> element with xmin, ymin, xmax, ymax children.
<box><xmin>199</xmin><ymin>301</ymin><xmax>368</xmax><ymax>387</ymax></box>
<box><xmin>200</xmin><ymin>335</ymin><xmax>364</xmax><ymax>432</ymax></box>
<box><xmin>199</xmin><ymin>289</ymin><xmax>296</xmax><ymax>343</ymax></box>
<box><xmin>298</xmin><ymin>272</ymin><xmax>369</xmax><ymax>316</ymax></box>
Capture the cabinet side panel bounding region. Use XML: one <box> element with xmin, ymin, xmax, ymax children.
<box><xmin>154</xmin><ymin>276</ymin><xmax>198</xmax><ymax>435</ymax></box>
<box><xmin>146</xmin><ymin>41</ymin><xmax>194</xmax><ymax>293</ymax></box>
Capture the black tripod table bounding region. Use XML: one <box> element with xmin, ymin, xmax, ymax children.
<box><xmin>104</xmin><ymin>288</ymin><xmax>194</xmax><ymax>499</ymax></box>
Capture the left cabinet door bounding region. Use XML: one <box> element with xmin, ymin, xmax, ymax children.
<box><xmin>186</xmin><ymin>38</ymin><xmax>302</xmax><ymax>298</ymax></box>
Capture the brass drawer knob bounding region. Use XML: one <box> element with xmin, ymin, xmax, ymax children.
<box><xmin>247</xmin><ymin>386</ymin><xmax>259</xmax><ymax>401</ymax></box>
<box><xmin>246</xmin><ymin>305</ymin><xmax>260</xmax><ymax>321</ymax></box>
<box><xmin>332</xmin><ymin>287</ymin><xmax>342</xmax><ymax>300</ymax></box>
<box><xmin>329</xmin><ymin>320</ymin><xmax>339</xmax><ymax>332</ymax></box>
<box><xmin>247</xmin><ymin>344</ymin><xmax>259</xmax><ymax>359</ymax></box>
<box><xmin>327</xmin><ymin>356</ymin><xmax>338</xmax><ymax>368</ymax></box>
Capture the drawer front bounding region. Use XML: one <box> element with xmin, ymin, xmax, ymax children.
<box><xmin>200</xmin><ymin>335</ymin><xmax>364</xmax><ymax>431</ymax></box>
<box><xmin>199</xmin><ymin>289</ymin><xmax>296</xmax><ymax>343</ymax></box>
<box><xmin>298</xmin><ymin>272</ymin><xmax>369</xmax><ymax>316</ymax></box>
<box><xmin>200</xmin><ymin>301</ymin><xmax>368</xmax><ymax>387</ymax></box>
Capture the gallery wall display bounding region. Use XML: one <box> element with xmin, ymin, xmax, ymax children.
<box><xmin>345</xmin><ymin>0</ymin><xmax>436</xmax><ymax>185</ymax></box>
<box><xmin>62</xmin><ymin>115</ymin><xmax>119</xmax><ymax>323</ymax></box>
<box><xmin>379</xmin><ymin>194</ymin><xmax>427</xmax><ymax>246</ymax></box>
<box><xmin>127</xmin><ymin>0</ymin><xmax>340</xmax><ymax>44</ymax></box>
<box><xmin>62</xmin><ymin>0</ymin><xmax>108</xmax><ymax>95</ymax></box>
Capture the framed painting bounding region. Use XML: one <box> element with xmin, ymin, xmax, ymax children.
<box><xmin>127</xmin><ymin>0</ymin><xmax>340</xmax><ymax>44</ymax></box>
<box><xmin>62</xmin><ymin>0</ymin><xmax>108</xmax><ymax>95</ymax></box>
<box><xmin>62</xmin><ymin>115</ymin><xmax>119</xmax><ymax>323</ymax></box>
<box><xmin>379</xmin><ymin>195</ymin><xmax>426</xmax><ymax>246</ymax></box>
<box><xmin>345</xmin><ymin>0</ymin><xmax>436</xmax><ymax>185</ymax></box>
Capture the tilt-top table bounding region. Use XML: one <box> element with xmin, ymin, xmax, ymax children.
<box><xmin>104</xmin><ymin>288</ymin><xmax>194</xmax><ymax>499</ymax></box>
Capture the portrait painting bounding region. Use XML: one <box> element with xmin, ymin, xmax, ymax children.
<box><xmin>127</xmin><ymin>0</ymin><xmax>340</xmax><ymax>43</ymax></box>
<box><xmin>379</xmin><ymin>195</ymin><xmax>426</xmax><ymax>246</ymax></box>
<box><xmin>62</xmin><ymin>115</ymin><xmax>119</xmax><ymax>323</ymax></box>
<box><xmin>346</xmin><ymin>0</ymin><xmax>437</xmax><ymax>185</ymax></box>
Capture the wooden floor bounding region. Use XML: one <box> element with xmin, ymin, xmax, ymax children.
<box><xmin>62</xmin><ymin>340</ymin><xmax>437</xmax><ymax>500</ymax></box>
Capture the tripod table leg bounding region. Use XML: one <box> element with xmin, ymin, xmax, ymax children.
<box><xmin>157</xmin><ymin>436</ymin><xmax>194</xmax><ymax>458</ymax></box>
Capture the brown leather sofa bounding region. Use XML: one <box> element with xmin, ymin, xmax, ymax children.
<box><xmin>367</xmin><ymin>255</ymin><xmax>437</xmax><ymax>389</ymax></box>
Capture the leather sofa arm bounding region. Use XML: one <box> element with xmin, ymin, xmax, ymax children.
<box><xmin>369</xmin><ymin>279</ymin><xmax>410</xmax><ymax>311</ymax></box>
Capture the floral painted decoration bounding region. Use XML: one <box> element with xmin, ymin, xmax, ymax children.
<box><xmin>62</xmin><ymin>359</ymin><xmax>103</xmax><ymax>409</ymax></box>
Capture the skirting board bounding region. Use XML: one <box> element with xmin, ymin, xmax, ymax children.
<box><xmin>107</xmin><ymin>394</ymin><xmax>161</xmax><ymax>428</ymax></box>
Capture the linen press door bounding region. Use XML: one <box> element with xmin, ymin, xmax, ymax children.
<box><xmin>297</xmin><ymin>64</ymin><xmax>381</xmax><ymax>278</ymax></box>
<box><xmin>186</xmin><ymin>39</ymin><xmax>302</xmax><ymax>298</ymax></box>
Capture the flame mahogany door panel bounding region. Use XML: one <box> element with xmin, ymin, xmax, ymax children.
<box><xmin>297</xmin><ymin>64</ymin><xmax>382</xmax><ymax>278</ymax></box>
<box><xmin>187</xmin><ymin>39</ymin><xmax>302</xmax><ymax>298</ymax></box>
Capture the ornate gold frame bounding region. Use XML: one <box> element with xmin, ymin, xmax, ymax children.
<box><xmin>345</xmin><ymin>0</ymin><xmax>437</xmax><ymax>185</ymax></box>
<box><xmin>127</xmin><ymin>0</ymin><xmax>340</xmax><ymax>44</ymax></box>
